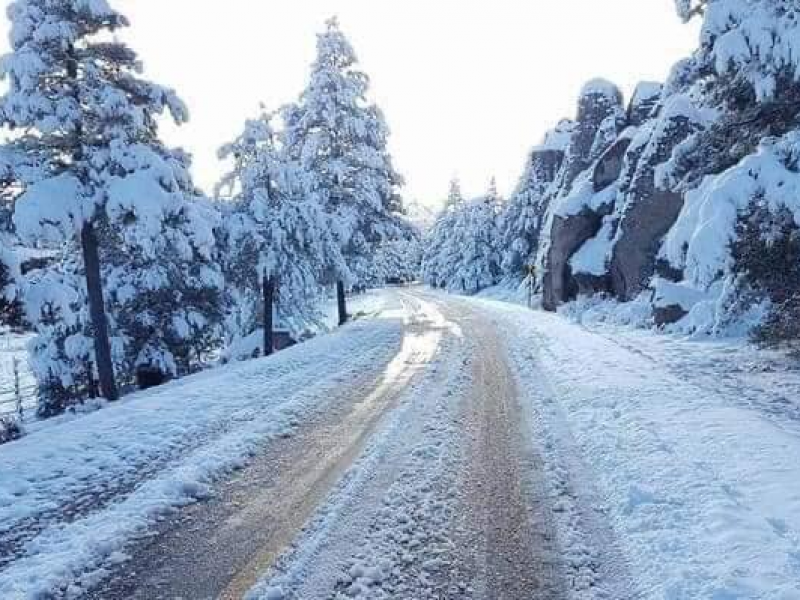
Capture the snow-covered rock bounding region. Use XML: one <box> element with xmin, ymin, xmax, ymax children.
<box><xmin>608</xmin><ymin>95</ymin><xmax>704</xmax><ymax>301</ymax></box>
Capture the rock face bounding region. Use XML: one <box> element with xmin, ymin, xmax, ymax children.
<box><xmin>609</xmin><ymin>100</ymin><xmax>702</xmax><ymax>301</ymax></box>
<box><xmin>540</xmin><ymin>80</ymin><xmax>625</xmax><ymax>311</ymax></box>
<box><xmin>535</xmin><ymin>75</ymin><xmax>709</xmax><ymax>315</ymax></box>
<box><xmin>627</xmin><ymin>82</ymin><xmax>662</xmax><ymax>127</ymax></box>
<box><xmin>593</xmin><ymin>136</ymin><xmax>632</xmax><ymax>192</ymax></box>
<box><xmin>556</xmin><ymin>79</ymin><xmax>625</xmax><ymax>195</ymax></box>
<box><xmin>609</xmin><ymin>188</ymin><xmax>685</xmax><ymax>301</ymax></box>
<box><xmin>542</xmin><ymin>209</ymin><xmax>607</xmax><ymax>310</ymax></box>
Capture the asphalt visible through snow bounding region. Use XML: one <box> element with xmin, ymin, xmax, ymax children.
<box><xmin>83</xmin><ymin>289</ymin><xmax>573</xmax><ymax>599</ymax></box>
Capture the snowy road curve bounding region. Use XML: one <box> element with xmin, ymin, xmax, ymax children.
<box><xmin>2</xmin><ymin>287</ymin><xmax>800</xmax><ymax>599</ymax></box>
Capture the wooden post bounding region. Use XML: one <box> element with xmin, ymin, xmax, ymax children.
<box><xmin>263</xmin><ymin>274</ymin><xmax>275</xmax><ymax>356</ymax></box>
<box><xmin>12</xmin><ymin>355</ymin><xmax>22</xmax><ymax>420</ymax></box>
<box><xmin>337</xmin><ymin>281</ymin><xmax>348</xmax><ymax>326</ymax></box>
<box><xmin>528</xmin><ymin>264</ymin><xmax>536</xmax><ymax>310</ymax></box>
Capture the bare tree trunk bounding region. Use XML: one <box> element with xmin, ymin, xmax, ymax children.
<box><xmin>337</xmin><ymin>281</ymin><xmax>348</xmax><ymax>326</ymax></box>
<box><xmin>263</xmin><ymin>275</ymin><xmax>275</xmax><ymax>356</ymax></box>
<box><xmin>81</xmin><ymin>222</ymin><xmax>119</xmax><ymax>401</ymax></box>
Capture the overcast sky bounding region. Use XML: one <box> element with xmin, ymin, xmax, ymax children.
<box><xmin>1</xmin><ymin>1</ymin><xmax>699</xmax><ymax>207</ymax></box>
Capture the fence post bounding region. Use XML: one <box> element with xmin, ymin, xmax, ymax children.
<box><xmin>13</xmin><ymin>355</ymin><xmax>22</xmax><ymax>421</ymax></box>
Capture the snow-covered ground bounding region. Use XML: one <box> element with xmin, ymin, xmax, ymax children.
<box><xmin>3</xmin><ymin>286</ymin><xmax>800</xmax><ymax>599</ymax></box>
<box><xmin>0</xmin><ymin>330</ymin><xmax>35</xmax><ymax>420</ymax></box>
<box><xmin>0</xmin><ymin>291</ymin><xmax>409</xmax><ymax>598</ymax></box>
<box><xmin>465</xmin><ymin>293</ymin><xmax>800</xmax><ymax>599</ymax></box>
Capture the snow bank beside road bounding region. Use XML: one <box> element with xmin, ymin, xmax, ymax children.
<box><xmin>0</xmin><ymin>293</ymin><xmax>408</xmax><ymax>599</ymax></box>
<box><xmin>469</xmin><ymin>296</ymin><xmax>800</xmax><ymax>599</ymax></box>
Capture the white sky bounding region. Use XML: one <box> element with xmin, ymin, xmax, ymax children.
<box><xmin>1</xmin><ymin>1</ymin><xmax>699</xmax><ymax>208</ymax></box>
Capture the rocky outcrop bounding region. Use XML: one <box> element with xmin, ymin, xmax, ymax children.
<box><xmin>609</xmin><ymin>97</ymin><xmax>702</xmax><ymax>301</ymax></box>
<box><xmin>542</xmin><ymin>209</ymin><xmax>608</xmax><ymax>310</ymax></box>
<box><xmin>556</xmin><ymin>79</ymin><xmax>625</xmax><ymax>195</ymax></box>
<box><xmin>627</xmin><ymin>82</ymin><xmax>662</xmax><ymax>127</ymax></box>
<box><xmin>535</xmin><ymin>79</ymin><xmax>706</xmax><ymax>315</ymax></box>
<box><xmin>540</xmin><ymin>80</ymin><xmax>625</xmax><ymax>311</ymax></box>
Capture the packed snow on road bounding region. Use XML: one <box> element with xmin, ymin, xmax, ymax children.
<box><xmin>2</xmin><ymin>288</ymin><xmax>799</xmax><ymax>598</ymax></box>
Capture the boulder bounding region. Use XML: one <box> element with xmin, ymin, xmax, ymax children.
<box><xmin>653</xmin><ymin>303</ymin><xmax>687</xmax><ymax>327</ymax></box>
<box><xmin>540</xmin><ymin>79</ymin><xmax>626</xmax><ymax>311</ymax></box>
<box><xmin>557</xmin><ymin>79</ymin><xmax>625</xmax><ymax>195</ymax></box>
<box><xmin>627</xmin><ymin>82</ymin><xmax>662</xmax><ymax>127</ymax></box>
<box><xmin>542</xmin><ymin>209</ymin><xmax>607</xmax><ymax>311</ymax></box>
<box><xmin>574</xmin><ymin>272</ymin><xmax>612</xmax><ymax>297</ymax></box>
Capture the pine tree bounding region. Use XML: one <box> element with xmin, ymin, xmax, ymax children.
<box><xmin>666</xmin><ymin>0</ymin><xmax>800</xmax><ymax>190</ymax></box>
<box><xmin>453</xmin><ymin>181</ymin><xmax>503</xmax><ymax>294</ymax></box>
<box><xmin>0</xmin><ymin>245</ymin><xmax>22</xmax><ymax>328</ymax></box>
<box><xmin>372</xmin><ymin>220</ymin><xmax>422</xmax><ymax>286</ymax></box>
<box><xmin>422</xmin><ymin>179</ymin><xmax>464</xmax><ymax>288</ymax></box>
<box><xmin>0</xmin><ymin>154</ymin><xmax>23</xmax><ymax>328</ymax></box>
<box><xmin>283</xmin><ymin>17</ymin><xmax>405</xmax><ymax>324</ymax></box>
<box><xmin>218</xmin><ymin>111</ymin><xmax>335</xmax><ymax>356</ymax></box>
<box><xmin>423</xmin><ymin>179</ymin><xmax>502</xmax><ymax>294</ymax></box>
<box><xmin>3</xmin><ymin>0</ymin><xmax>224</xmax><ymax>411</ymax></box>
<box><xmin>500</xmin><ymin>150</ymin><xmax>554</xmax><ymax>279</ymax></box>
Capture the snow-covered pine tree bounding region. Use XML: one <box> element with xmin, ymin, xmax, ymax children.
<box><xmin>445</xmin><ymin>178</ymin><xmax>465</xmax><ymax>212</ymax></box>
<box><xmin>372</xmin><ymin>219</ymin><xmax>422</xmax><ymax>286</ymax></box>
<box><xmin>422</xmin><ymin>179</ymin><xmax>465</xmax><ymax>288</ymax></box>
<box><xmin>424</xmin><ymin>179</ymin><xmax>502</xmax><ymax>294</ymax></box>
<box><xmin>0</xmin><ymin>155</ymin><xmax>22</xmax><ymax>328</ymax></box>
<box><xmin>218</xmin><ymin>111</ymin><xmax>334</xmax><ymax>356</ymax></box>
<box><xmin>655</xmin><ymin>0</ymin><xmax>800</xmax><ymax>338</ymax></box>
<box><xmin>103</xmin><ymin>171</ymin><xmax>226</xmax><ymax>388</ymax></box>
<box><xmin>451</xmin><ymin>180</ymin><xmax>503</xmax><ymax>294</ymax></box>
<box><xmin>3</xmin><ymin>0</ymin><xmax>225</xmax><ymax>411</ymax></box>
<box><xmin>666</xmin><ymin>0</ymin><xmax>800</xmax><ymax>190</ymax></box>
<box><xmin>500</xmin><ymin>150</ymin><xmax>552</xmax><ymax>280</ymax></box>
<box><xmin>283</xmin><ymin>17</ymin><xmax>405</xmax><ymax>325</ymax></box>
<box><xmin>0</xmin><ymin>245</ymin><xmax>22</xmax><ymax>329</ymax></box>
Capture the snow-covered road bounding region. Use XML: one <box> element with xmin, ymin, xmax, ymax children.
<box><xmin>2</xmin><ymin>287</ymin><xmax>800</xmax><ymax>599</ymax></box>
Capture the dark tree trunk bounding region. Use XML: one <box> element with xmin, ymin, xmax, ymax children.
<box><xmin>337</xmin><ymin>281</ymin><xmax>348</xmax><ymax>326</ymax></box>
<box><xmin>68</xmin><ymin>45</ymin><xmax>117</xmax><ymax>402</ymax></box>
<box><xmin>81</xmin><ymin>222</ymin><xmax>119</xmax><ymax>401</ymax></box>
<box><xmin>263</xmin><ymin>275</ymin><xmax>275</xmax><ymax>357</ymax></box>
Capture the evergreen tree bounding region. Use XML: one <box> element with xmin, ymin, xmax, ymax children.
<box><xmin>372</xmin><ymin>220</ymin><xmax>422</xmax><ymax>286</ymax></box>
<box><xmin>500</xmin><ymin>150</ymin><xmax>553</xmax><ymax>279</ymax></box>
<box><xmin>283</xmin><ymin>17</ymin><xmax>405</xmax><ymax>324</ymax></box>
<box><xmin>3</xmin><ymin>0</ymin><xmax>224</xmax><ymax>412</ymax></box>
<box><xmin>422</xmin><ymin>179</ymin><xmax>464</xmax><ymax>288</ymax></box>
<box><xmin>218</xmin><ymin>111</ymin><xmax>335</xmax><ymax>355</ymax></box>
<box><xmin>666</xmin><ymin>0</ymin><xmax>800</xmax><ymax>190</ymax></box>
<box><xmin>0</xmin><ymin>245</ymin><xmax>22</xmax><ymax>328</ymax></box>
<box><xmin>0</xmin><ymin>152</ymin><xmax>24</xmax><ymax>328</ymax></box>
<box><xmin>453</xmin><ymin>180</ymin><xmax>503</xmax><ymax>294</ymax></box>
<box><xmin>422</xmin><ymin>179</ymin><xmax>502</xmax><ymax>294</ymax></box>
